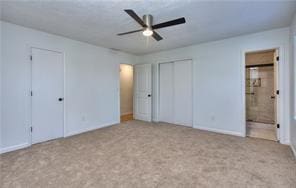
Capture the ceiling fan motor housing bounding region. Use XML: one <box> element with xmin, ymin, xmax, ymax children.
<box><xmin>143</xmin><ymin>14</ymin><xmax>153</xmax><ymax>29</ymax></box>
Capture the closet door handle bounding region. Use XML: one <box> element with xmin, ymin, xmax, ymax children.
<box><xmin>271</xmin><ymin>96</ymin><xmax>275</xmax><ymax>99</ymax></box>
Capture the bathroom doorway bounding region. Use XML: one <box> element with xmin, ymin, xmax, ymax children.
<box><xmin>120</xmin><ymin>64</ymin><xmax>134</xmax><ymax>122</ymax></box>
<box><xmin>245</xmin><ymin>49</ymin><xmax>279</xmax><ymax>141</ymax></box>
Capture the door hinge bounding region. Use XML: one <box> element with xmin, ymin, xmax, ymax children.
<box><xmin>276</xmin><ymin>56</ymin><xmax>279</xmax><ymax>61</ymax></box>
<box><xmin>30</xmin><ymin>126</ymin><xmax>33</xmax><ymax>132</ymax></box>
<box><xmin>30</xmin><ymin>55</ymin><xmax>32</xmax><ymax>61</ymax></box>
<box><xmin>277</xmin><ymin>124</ymin><xmax>280</xmax><ymax>129</ymax></box>
<box><xmin>276</xmin><ymin>90</ymin><xmax>279</xmax><ymax>95</ymax></box>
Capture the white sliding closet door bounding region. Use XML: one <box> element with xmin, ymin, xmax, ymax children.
<box><xmin>159</xmin><ymin>60</ymin><xmax>193</xmax><ymax>127</ymax></box>
<box><xmin>174</xmin><ymin>60</ymin><xmax>192</xmax><ymax>127</ymax></box>
<box><xmin>159</xmin><ymin>63</ymin><xmax>174</xmax><ymax>123</ymax></box>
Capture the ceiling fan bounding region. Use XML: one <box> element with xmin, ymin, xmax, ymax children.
<box><xmin>117</xmin><ymin>9</ymin><xmax>186</xmax><ymax>41</ymax></box>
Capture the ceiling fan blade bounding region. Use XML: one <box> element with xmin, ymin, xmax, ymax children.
<box><xmin>117</xmin><ymin>29</ymin><xmax>143</xmax><ymax>36</ymax></box>
<box><xmin>152</xmin><ymin>17</ymin><xmax>186</xmax><ymax>30</ymax></box>
<box><xmin>124</xmin><ymin>9</ymin><xmax>146</xmax><ymax>27</ymax></box>
<box><xmin>152</xmin><ymin>31</ymin><xmax>163</xmax><ymax>41</ymax></box>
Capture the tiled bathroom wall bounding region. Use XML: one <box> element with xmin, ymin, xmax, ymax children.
<box><xmin>245</xmin><ymin>51</ymin><xmax>275</xmax><ymax>124</ymax></box>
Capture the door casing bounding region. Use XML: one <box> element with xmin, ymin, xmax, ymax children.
<box><xmin>242</xmin><ymin>47</ymin><xmax>283</xmax><ymax>142</ymax></box>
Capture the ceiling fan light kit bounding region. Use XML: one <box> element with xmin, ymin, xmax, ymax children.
<box><xmin>143</xmin><ymin>28</ymin><xmax>153</xmax><ymax>36</ymax></box>
<box><xmin>142</xmin><ymin>14</ymin><xmax>153</xmax><ymax>36</ymax></box>
<box><xmin>117</xmin><ymin>9</ymin><xmax>186</xmax><ymax>41</ymax></box>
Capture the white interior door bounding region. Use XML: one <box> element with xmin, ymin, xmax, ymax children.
<box><xmin>134</xmin><ymin>64</ymin><xmax>152</xmax><ymax>121</ymax></box>
<box><xmin>159</xmin><ymin>60</ymin><xmax>193</xmax><ymax>127</ymax></box>
<box><xmin>159</xmin><ymin>63</ymin><xmax>174</xmax><ymax>123</ymax></box>
<box><xmin>31</xmin><ymin>48</ymin><xmax>64</xmax><ymax>144</ymax></box>
<box><xmin>174</xmin><ymin>60</ymin><xmax>193</xmax><ymax>127</ymax></box>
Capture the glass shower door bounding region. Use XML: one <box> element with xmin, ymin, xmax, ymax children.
<box><xmin>246</xmin><ymin>66</ymin><xmax>275</xmax><ymax>124</ymax></box>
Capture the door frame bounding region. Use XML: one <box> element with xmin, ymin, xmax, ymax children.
<box><xmin>29</xmin><ymin>47</ymin><xmax>66</xmax><ymax>145</ymax></box>
<box><xmin>156</xmin><ymin>59</ymin><xmax>194</xmax><ymax>126</ymax></box>
<box><xmin>241</xmin><ymin>46</ymin><xmax>283</xmax><ymax>142</ymax></box>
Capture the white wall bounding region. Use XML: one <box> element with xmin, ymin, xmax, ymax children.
<box><xmin>140</xmin><ymin>28</ymin><xmax>291</xmax><ymax>144</ymax></box>
<box><xmin>0</xmin><ymin>21</ymin><xmax>293</xmax><ymax>153</ymax></box>
<box><xmin>0</xmin><ymin>21</ymin><xmax>137</xmax><ymax>153</ymax></box>
<box><xmin>120</xmin><ymin>64</ymin><xmax>133</xmax><ymax>115</ymax></box>
<box><xmin>290</xmin><ymin>14</ymin><xmax>296</xmax><ymax>156</ymax></box>
<box><xmin>0</xmin><ymin>20</ymin><xmax>2</xmax><ymax>150</ymax></box>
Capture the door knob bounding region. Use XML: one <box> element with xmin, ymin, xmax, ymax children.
<box><xmin>148</xmin><ymin>94</ymin><xmax>151</xmax><ymax>97</ymax></box>
<box><xmin>58</xmin><ymin>98</ymin><xmax>64</xmax><ymax>101</ymax></box>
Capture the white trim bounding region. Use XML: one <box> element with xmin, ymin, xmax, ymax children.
<box><xmin>155</xmin><ymin>63</ymin><xmax>160</xmax><ymax>122</ymax></box>
<box><xmin>0</xmin><ymin>143</ymin><xmax>30</xmax><ymax>154</ymax></box>
<box><xmin>63</xmin><ymin>51</ymin><xmax>67</xmax><ymax>141</ymax></box>
<box><xmin>64</xmin><ymin>121</ymin><xmax>119</xmax><ymax>137</ymax></box>
<box><xmin>152</xmin><ymin>119</ymin><xmax>159</xmax><ymax>122</ymax></box>
<box><xmin>241</xmin><ymin>45</ymin><xmax>286</xmax><ymax>143</ymax></box>
<box><xmin>281</xmin><ymin>140</ymin><xmax>290</xmax><ymax>145</ymax></box>
<box><xmin>194</xmin><ymin>125</ymin><xmax>244</xmax><ymax>137</ymax></box>
<box><xmin>0</xmin><ymin>122</ymin><xmax>119</xmax><ymax>154</ymax></box>
<box><xmin>118</xmin><ymin>64</ymin><xmax>120</xmax><ymax>123</ymax></box>
<box><xmin>291</xmin><ymin>144</ymin><xmax>296</xmax><ymax>159</ymax></box>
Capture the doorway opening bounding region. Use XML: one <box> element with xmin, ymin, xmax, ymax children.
<box><xmin>245</xmin><ymin>49</ymin><xmax>279</xmax><ymax>141</ymax></box>
<box><xmin>120</xmin><ymin>64</ymin><xmax>134</xmax><ymax>122</ymax></box>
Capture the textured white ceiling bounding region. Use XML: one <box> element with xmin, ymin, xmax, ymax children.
<box><xmin>1</xmin><ymin>0</ymin><xmax>296</xmax><ymax>55</ymax></box>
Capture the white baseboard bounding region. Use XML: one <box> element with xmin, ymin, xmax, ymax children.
<box><xmin>291</xmin><ymin>144</ymin><xmax>296</xmax><ymax>159</ymax></box>
<box><xmin>152</xmin><ymin>119</ymin><xmax>159</xmax><ymax>123</ymax></box>
<box><xmin>280</xmin><ymin>140</ymin><xmax>290</xmax><ymax>145</ymax></box>
<box><xmin>0</xmin><ymin>142</ymin><xmax>30</xmax><ymax>154</ymax></box>
<box><xmin>65</xmin><ymin>121</ymin><xmax>119</xmax><ymax>137</ymax></box>
<box><xmin>0</xmin><ymin>122</ymin><xmax>119</xmax><ymax>154</ymax></box>
<box><xmin>194</xmin><ymin>125</ymin><xmax>244</xmax><ymax>137</ymax></box>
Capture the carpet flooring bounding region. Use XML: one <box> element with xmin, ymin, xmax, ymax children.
<box><xmin>1</xmin><ymin>120</ymin><xmax>296</xmax><ymax>188</ymax></box>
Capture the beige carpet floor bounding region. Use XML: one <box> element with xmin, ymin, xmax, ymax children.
<box><xmin>1</xmin><ymin>120</ymin><xmax>296</xmax><ymax>188</ymax></box>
